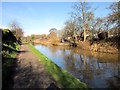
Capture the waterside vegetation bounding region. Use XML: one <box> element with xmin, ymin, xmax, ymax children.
<box><xmin>2</xmin><ymin>29</ymin><xmax>20</xmax><ymax>88</ymax></box>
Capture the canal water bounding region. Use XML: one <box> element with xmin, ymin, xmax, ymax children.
<box><xmin>35</xmin><ymin>44</ymin><xmax>120</xmax><ymax>88</ymax></box>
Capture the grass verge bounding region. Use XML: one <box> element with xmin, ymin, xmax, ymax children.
<box><xmin>28</xmin><ymin>44</ymin><xmax>88</xmax><ymax>89</ymax></box>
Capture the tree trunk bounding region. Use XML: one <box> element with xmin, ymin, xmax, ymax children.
<box><xmin>81</xmin><ymin>2</ymin><xmax>86</xmax><ymax>42</ymax></box>
<box><xmin>83</xmin><ymin>26</ymin><xmax>86</xmax><ymax>42</ymax></box>
<box><xmin>74</xmin><ymin>31</ymin><xmax>77</xmax><ymax>42</ymax></box>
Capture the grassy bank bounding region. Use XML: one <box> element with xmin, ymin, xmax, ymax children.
<box><xmin>28</xmin><ymin>44</ymin><xmax>88</xmax><ymax>88</ymax></box>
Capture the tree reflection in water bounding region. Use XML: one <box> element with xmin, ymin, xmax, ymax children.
<box><xmin>35</xmin><ymin>45</ymin><xmax>120</xmax><ymax>88</ymax></box>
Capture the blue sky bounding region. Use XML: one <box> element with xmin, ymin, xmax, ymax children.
<box><xmin>2</xmin><ymin>2</ymin><xmax>112</xmax><ymax>36</ymax></box>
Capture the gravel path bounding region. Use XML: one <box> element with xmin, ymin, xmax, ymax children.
<box><xmin>13</xmin><ymin>45</ymin><xmax>55</xmax><ymax>88</ymax></box>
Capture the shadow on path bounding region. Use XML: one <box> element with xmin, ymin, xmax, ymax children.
<box><xmin>3</xmin><ymin>45</ymin><xmax>57</xmax><ymax>89</ymax></box>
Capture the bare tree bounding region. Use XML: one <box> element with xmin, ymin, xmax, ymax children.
<box><xmin>71</xmin><ymin>1</ymin><xmax>94</xmax><ymax>42</ymax></box>
<box><xmin>9</xmin><ymin>20</ymin><xmax>23</xmax><ymax>44</ymax></box>
<box><xmin>63</xmin><ymin>20</ymin><xmax>76</xmax><ymax>38</ymax></box>
<box><xmin>108</xmin><ymin>1</ymin><xmax>120</xmax><ymax>36</ymax></box>
<box><xmin>49</xmin><ymin>28</ymin><xmax>57</xmax><ymax>33</ymax></box>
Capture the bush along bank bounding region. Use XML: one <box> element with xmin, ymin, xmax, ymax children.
<box><xmin>28</xmin><ymin>44</ymin><xmax>89</xmax><ymax>89</ymax></box>
<box><xmin>78</xmin><ymin>40</ymin><xmax>119</xmax><ymax>54</ymax></box>
<box><xmin>2</xmin><ymin>29</ymin><xmax>20</xmax><ymax>88</ymax></box>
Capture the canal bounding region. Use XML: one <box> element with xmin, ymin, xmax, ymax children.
<box><xmin>35</xmin><ymin>44</ymin><xmax>120</xmax><ymax>88</ymax></box>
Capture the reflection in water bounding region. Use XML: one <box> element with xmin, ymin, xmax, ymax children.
<box><xmin>48</xmin><ymin>45</ymin><xmax>58</xmax><ymax>54</ymax></box>
<box><xmin>35</xmin><ymin>45</ymin><xmax>120</xmax><ymax>88</ymax></box>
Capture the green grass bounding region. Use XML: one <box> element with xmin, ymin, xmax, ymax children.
<box><xmin>28</xmin><ymin>44</ymin><xmax>88</xmax><ymax>89</ymax></box>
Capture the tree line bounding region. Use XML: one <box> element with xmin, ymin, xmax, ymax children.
<box><xmin>15</xmin><ymin>1</ymin><xmax>120</xmax><ymax>46</ymax></box>
<box><xmin>61</xmin><ymin>1</ymin><xmax>120</xmax><ymax>43</ymax></box>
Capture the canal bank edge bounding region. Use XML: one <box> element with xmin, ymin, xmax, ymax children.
<box><xmin>28</xmin><ymin>44</ymin><xmax>88</xmax><ymax>88</ymax></box>
<box><xmin>34</xmin><ymin>41</ymin><xmax>119</xmax><ymax>54</ymax></box>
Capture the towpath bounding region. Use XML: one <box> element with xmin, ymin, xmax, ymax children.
<box><xmin>13</xmin><ymin>45</ymin><xmax>55</xmax><ymax>88</ymax></box>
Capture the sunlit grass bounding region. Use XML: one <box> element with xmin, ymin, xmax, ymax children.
<box><xmin>28</xmin><ymin>44</ymin><xmax>88</xmax><ymax>88</ymax></box>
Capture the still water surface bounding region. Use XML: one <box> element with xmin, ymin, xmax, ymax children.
<box><xmin>35</xmin><ymin>44</ymin><xmax>120</xmax><ymax>88</ymax></box>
